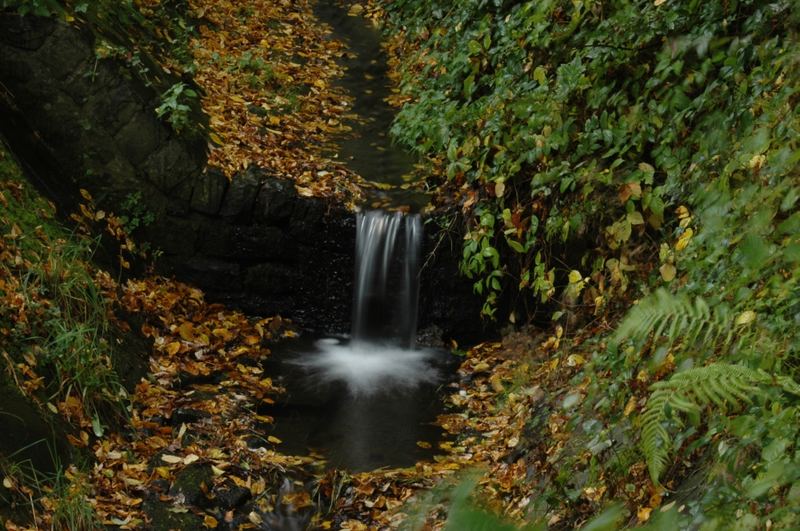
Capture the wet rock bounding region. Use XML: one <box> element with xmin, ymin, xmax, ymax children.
<box><xmin>177</xmin><ymin>370</ymin><xmax>224</xmax><ymax>388</ymax></box>
<box><xmin>114</xmin><ymin>112</ymin><xmax>163</xmax><ymax>165</ymax></box>
<box><xmin>190</xmin><ymin>169</ymin><xmax>229</xmax><ymax>215</ymax></box>
<box><xmin>141</xmin><ymin>139</ymin><xmax>197</xmax><ymax>197</ymax></box>
<box><xmin>147</xmin><ymin>215</ymin><xmax>198</xmax><ymax>257</ymax></box>
<box><xmin>0</xmin><ymin>15</ymin><xmax>54</xmax><ymax>51</ymax></box>
<box><xmin>219</xmin><ymin>166</ymin><xmax>263</xmax><ymax>220</ymax></box>
<box><xmin>244</xmin><ymin>263</ymin><xmax>296</xmax><ymax>296</ymax></box>
<box><xmin>171</xmin><ymin>407</ymin><xmax>212</xmax><ymax>425</ymax></box>
<box><xmin>109</xmin><ymin>319</ymin><xmax>151</xmax><ymax>392</ymax></box>
<box><xmin>255</xmin><ymin>177</ymin><xmax>297</xmax><ymax>223</ymax></box>
<box><xmin>0</xmin><ymin>381</ymin><xmax>70</xmax><ymax>475</ymax></box>
<box><xmin>143</xmin><ymin>498</ymin><xmax>204</xmax><ymax>531</ymax></box>
<box><xmin>37</xmin><ymin>23</ymin><xmax>91</xmax><ymax>80</ymax></box>
<box><xmin>169</xmin><ymin>463</ymin><xmax>214</xmax><ymax>507</ymax></box>
<box><xmin>213</xmin><ymin>482</ymin><xmax>252</xmax><ymax>510</ymax></box>
<box><xmin>175</xmin><ymin>257</ymin><xmax>242</xmax><ymax>292</ymax></box>
<box><xmin>230</xmin><ymin>225</ymin><xmax>287</xmax><ymax>261</ymax></box>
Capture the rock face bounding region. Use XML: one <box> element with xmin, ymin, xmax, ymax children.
<box><xmin>0</xmin><ymin>13</ymin><xmax>486</xmax><ymax>341</ymax></box>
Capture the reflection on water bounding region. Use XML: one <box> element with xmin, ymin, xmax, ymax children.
<box><xmin>262</xmin><ymin>336</ymin><xmax>455</xmax><ymax>471</ymax></box>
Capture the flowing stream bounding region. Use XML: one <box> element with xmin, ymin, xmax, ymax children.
<box><xmin>261</xmin><ymin>1</ymin><xmax>453</xmax><ymax>471</ymax></box>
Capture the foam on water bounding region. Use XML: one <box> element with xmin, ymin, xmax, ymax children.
<box><xmin>293</xmin><ymin>338</ymin><xmax>440</xmax><ymax>396</ymax></box>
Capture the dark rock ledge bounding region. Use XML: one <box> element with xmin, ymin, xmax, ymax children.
<box><xmin>0</xmin><ymin>13</ymin><xmax>485</xmax><ymax>341</ymax></box>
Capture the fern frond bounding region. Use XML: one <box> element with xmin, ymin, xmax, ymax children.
<box><xmin>612</xmin><ymin>289</ymin><xmax>746</xmax><ymax>354</ymax></box>
<box><xmin>640</xmin><ymin>363</ymin><xmax>796</xmax><ymax>485</ymax></box>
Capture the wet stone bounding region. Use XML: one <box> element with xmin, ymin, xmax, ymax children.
<box><xmin>143</xmin><ymin>498</ymin><xmax>204</xmax><ymax>531</ymax></box>
<box><xmin>171</xmin><ymin>407</ymin><xmax>212</xmax><ymax>425</ymax></box>
<box><xmin>213</xmin><ymin>482</ymin><xmax>252</xmax><ymax>510</ymax></box>
<box><xmin>190</xmin><ymin>168</ymin><xmax>228</xmax><ymax>215</ymax></box>
<box><xmin>169</xmin><ymin>463</ymin><xmax>214</xmax><ymax>507</ymax></box>
<box><xmin>255</xmin><ymin>177</ymin><xmax>297</xmax><ymax>223</ymax></box>
<box><xmin>219</xmin><ymin>166</ymin><xmax>263</xmax><ymax>220</ymax></box>
<box><xmin>177</xmin><ymin>370</ymin><xmax>224</xmax><ymax>388</ymax></box>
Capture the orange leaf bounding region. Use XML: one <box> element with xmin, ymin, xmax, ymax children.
<box><xmin>178</xmin><ymin>322</ymin><xmax>195</xmax><ymax>341</ymax></box>
<box><xmin>166</xmin><ymin>342</ymin><xmax>181</xmax><ymax>356</ymax></box>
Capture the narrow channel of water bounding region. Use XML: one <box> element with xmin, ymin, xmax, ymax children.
<box><xmin>314</xmin><ymin>0</ymin><xmax>429</xmax><ymax>210</ymax></box>
<box><xmin>260</xmin><ymin>2</ymin><xmax>454</xmax><ymax>472</ymax></box>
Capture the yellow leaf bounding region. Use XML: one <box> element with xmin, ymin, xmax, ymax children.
<box><xmin>638</xmin><ymin>506</ymin><xmax>653</xmax><ymax>522</ymax></box>
<box><xmin>209</xmin><ymin>132</ymin><xmax>224</xmax><ymax>145</ymax></box>
<box><xmin>161</xmin><ymin>454</ymin><xmax>182</xmax><ymax>464</ymax></box>
<box><xmin>80</xmin><ymin>188</ymin><xmax>92</xmax><ymax>201</ymax></box>
<box><xmin>494</xmin><ymin>180</ymin><xmax>505</xmax><ymax>197</ymax></box>
<box><xmin>568</xmin><ymin>270</ymin><xmax>582</xmax><ymax>284</ymax></box>
<box><xmin>3</xmin><ymin>477</ymin><xmax>14</xmax><ymax>489</ymax></box>
<box><xmin>623</xmin><ymin>396</ymin><xmax>637</xmax><ymax>416</ymax></box>
<box><xmin>267</xmin><ymin>435</ymin><xmax>282</xmax><ymax>444</ymax></box>
<box><xmin>675</xmin><ymin>228</ymin><xmax>694</xmax><ymax>251</ymax></box>
<box><xmin>166</xmin><ymin>342</ymin><xmax>181</xmax><ymax>356</ymax></box>
<box><xmin>567</xmin><ymin>354</ymin><xmax>585</xmax><ymax>367</ymax></box>
<box><xmin>735</xmin><ymin>310</ymin><xmax>756</xmax><ymax>326</ymax></box>
<box><xmin>659</xmin><ymin>263</ymin><xmax>676</xmax><ymax>282</ymax></box>
<box><xmin>212</xmin><ymin>328</ymin><xmax>233</xmax><ymax>341</ymax></box>
<box><xmin>183</xmin><ymin>454</ymin><xmax>200</xmax><ymax>465</ymax></box>
<box><xmin>416</xmin><ymin>441</ymin><xmax>432</xmax><ymax>449</ymax></box>
<box><xmin>204</xmin><ymin>515</ymin><xmax>219</xmax><ymax>528</ymax></box>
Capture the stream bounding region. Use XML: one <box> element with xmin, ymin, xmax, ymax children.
<box><xmin>261</xmin><ymin>1</ymin><xmax>454</xmax><ymax>472</ymax></box>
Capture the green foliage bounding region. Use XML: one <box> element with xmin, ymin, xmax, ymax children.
<box><xmin>0</xmin><ymin>0</ymin><xmax>62</xmax><ymax>17</ymax></box>
<box><xmin>641</xmin><ymin>364</ymin><xmax>799</xmax><ymax>485</ymax></box>
<box><xmin>155</xmin><ymin>82</ymin><xmax>198</xmax><ymax>133</ymax></box>
<box><xmin>2</xmin><ymin>0</ymin><xmax>204</xmax><ymax>131</ymax></box>
<box><xmin>401</xmin><ymin>474</ymin><xmax>546</xmax><ymax>531</ymax></box>
<box><xmin>119</xmin><ymin>191</ymin><xmax>155</xmax><ymax>233</ymax></box>
<box><xmin>0</xmin><ymin>147</ymin><xmax>125</xmax><ymax>423</ymax></box>
<box><xmin>612</xmin><ymin>289</ymin><xmax>753</xmax><ymax>356</ymax></box>
<box><xmin>383</xmin><ymin>0</ymin><xmax>800</xmax><ymax>320</ymax></box>
<box><xmin>383</xmin><ymin>0</ymin><xmax>800</xmax><ymax>526</ymax></box>
<box><xmin>1</xmin><ymin>456</ymin><xmax>98</xmax><ymax>530</ymax></box>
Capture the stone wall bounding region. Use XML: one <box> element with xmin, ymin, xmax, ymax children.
<box><xmin>0</xmin><ymin>13</ymin><xmax>486</xmax><ymax>340</ymax></box>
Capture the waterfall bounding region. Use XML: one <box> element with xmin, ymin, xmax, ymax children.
<box><xmin>292</xmin><ymin>208</ymin><xmax>435</xmax><ymax>395</ymax></box>
<box><xmin>352</xmin><ymin>210</ymin><xmax>422</xmax><ymax>348</ymax></box>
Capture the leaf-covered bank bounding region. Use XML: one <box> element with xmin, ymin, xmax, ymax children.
<box><xmin>351</xmin><ymin>0</ymin><xmax>800</xmax><ymax>527</ymax></box>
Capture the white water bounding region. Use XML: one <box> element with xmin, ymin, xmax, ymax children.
<box><xmin>295</xmin><ymin>210</ymin><xmax>438</xmax><ymax>395</ymax></box>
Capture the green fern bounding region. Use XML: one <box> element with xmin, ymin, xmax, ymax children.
<box><xmin>612</xmin><ymin>289</ymin><xmax>749</xmax><ymax>354</ymax></box>
<box><xmin>641</xmin><ymin>363</ymin><xmax>800</xmax><ymax>485</ymax></box>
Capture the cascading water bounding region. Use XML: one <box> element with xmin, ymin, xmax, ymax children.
<box><xmin>352</xmin><ymin>210</ymin><xmax>422</xmax><ymax>348</ymax></box>
<box><xmin>266</xmin><ymin>208</ymin><xmax>448</xmax><ymax>469</ymax></box>
<box><xmin>293</xmin><ymin>209</ymin><xmax>438</xmax><ymax>395</ymax></box>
